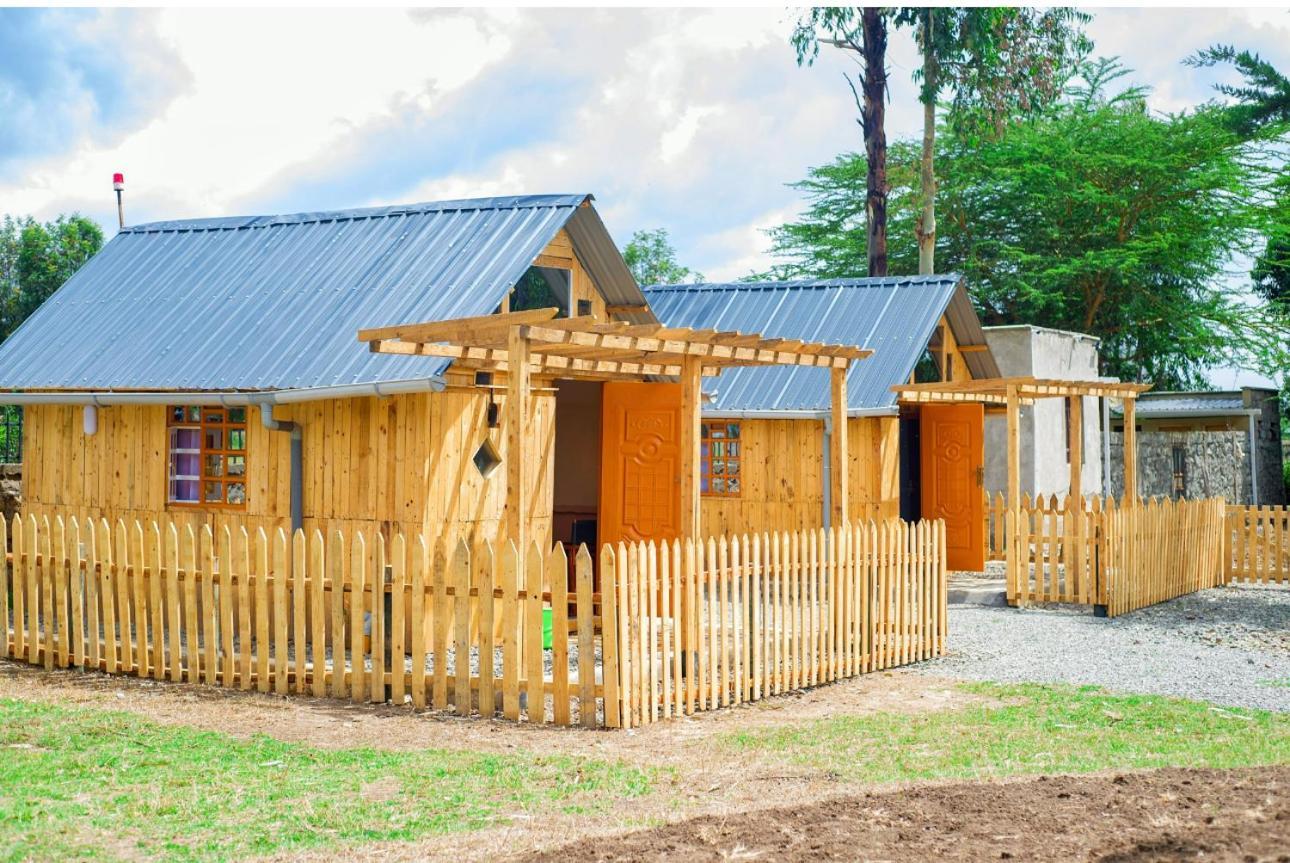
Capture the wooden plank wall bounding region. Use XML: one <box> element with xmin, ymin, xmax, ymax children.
<box><xmin>700</xmin><ymin>416</ymin><xmax>899</xmax><ymax>536</ymax></box>
<box><xmin>0</xmin><ymin>514</ymin><xmax>613</xmax><ymax>727</ymax></box>
<box><xmin>21</xmin><ymin>390</ymin><xmax>556</xmax><ymax>552</ymax></box>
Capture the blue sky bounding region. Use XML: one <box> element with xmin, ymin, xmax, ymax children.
<box><xmin>1</xmin><ymin>6</ymin><xmax>1286</xmax><ymax>383</ymax></box>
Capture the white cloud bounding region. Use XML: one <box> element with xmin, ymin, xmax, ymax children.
<box><xmin>0</xmin><ymin>9</ymin><xmax>511</xmax><ymax>221</ymax></box>
<box><xmin>2</xmin><ymin>5</ymin><xmax>1286</xmax><ymax>289</ymax></box>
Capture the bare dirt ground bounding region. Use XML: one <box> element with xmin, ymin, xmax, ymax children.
<box><xmin>5</xmin><ymin>660</ymin><xmax>1286</xmax><ymax>863</ymax></box>
<box><xmin>529</xmin><ymin>766</ymin><xmax>1290</xmax><ymax>863</ymax></box>
<box><xmin>1</xmin><ymin>658</ymin><xmax>991</xmax><ymax>861</ymax></box>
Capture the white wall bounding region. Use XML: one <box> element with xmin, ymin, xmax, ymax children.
<box><xmin>982</xmin><ymin>325</ymin><xmax>1103</xmax><ymax>501</ymax></box>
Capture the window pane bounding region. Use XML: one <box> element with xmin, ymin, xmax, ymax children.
<box><xmin>727</xmin><ymin>423</ymin><xmax>740</xmax><ymax>439</ymax></box>
<box><xmin>727</xmin><ymin>441</ymin><xmax>739</xmax><ymax>458</ymax></box>
<box><xmin>228</xmin><ymin>407</ymin><xmax>247</xmax><ymax>424</ymax></box>
<box><xmin>728</xmin><ymin>477</ymin><xmax>741</xmax><ymax>494</ymax></box>
<box><xmin>204</xmin><ymin>410</ymin><xmax>224</xmax><ymax>424</ymax></box>
<box><xmin>204</xmin><ymin>427</ymin><xmax>223</xmax><ymax>450</ymax></box>
<box><xmin>170</xmin><ymin>406</ymin><xmax>186</xmax><ymax>423</ymax></box>
<box><xmin>228</xmin><ymin>429</ymin><xmax>246</xmax><ymax>451</ymax></box>
<box><xmin>712</xmin><ymin>477</ymin><xmax>726</xmax><ymax>494</ymax></box>
<box><xmin>170</xmin><ymin>479</ymin><xmax>199</xmax><ymax>503</ymax></box>
<box><xmin>700</xmin><ymin>475</ymin><xmax>710</xmax><ymax>493</ymax></box>
<box><xmin>711</xmin><ymin>441</ymin><xmax>725</xmax><ymax>458</ymax></box>
<box><xmin>204</xmin><ymin>481</ymin><xmax>223</xmax><ymax>503</ymax></box>
<box><xmin>700</xmin><ymin>457</ymin><xmax>710</xmax><ymax>475</ymax></box>
<box><xmin>727</xmin><ymin>459</ymin><xmax>740</xmax><ymax>476</ymax></box>
<box><xmin>204</xmin><ymin>454</ymin><xmax>224</xmax><ymax>477</ymax></box>
<box><xmin>227</xmin><ymin>482</ymin><xmax>246</xmax><ymax>505</ymax></box>
<box><xmin>227</xmin><ymin>455</ymin><xmax>245</xmax><ymax>477</ymax></box>
<box><xmin>712</xmin><ymin>458</ymin><xmax>725</xmax><ymax>475</ymax></box>
<box><xmin>700</xmin><ymin>423</ymin><xmax>710</xmax><ymax>438</ymax></box>
<box><xmin>187</xmin><ymin>406</ymin><xmax>201</xmax><ymax>422</ymax></box>
<box><xmin>171</xmin><ymin>427</ymin><xmax>200</xmax><ymax>450</ymax></box>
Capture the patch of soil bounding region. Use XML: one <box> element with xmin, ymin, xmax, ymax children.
<box><xmin>0</xmin><ymin>659</ymin><xmax>980</xmax><ymax>764</ymax></box>
<box><xmin>528</xmin><ymin>766</ymin><xmax>1290</xmax><ymax>863</ymax></box>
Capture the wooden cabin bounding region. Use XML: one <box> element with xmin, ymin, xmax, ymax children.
<box><xmin>0</xmin><ymin>193</ymin><xmax>1009</xmax><ymax>572</ymax></box>
<box><xmin>645</xmin><ymin>278</ymin><xmax>1000</xmax><ymax>569</ymax></box>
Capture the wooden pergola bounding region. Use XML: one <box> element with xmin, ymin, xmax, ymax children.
<box><xmin>360</xmin><ymin>308</ymin><xmax>873</xmax><ymax>550</ymax></box>
<box><xmin>893</xmin><ymin>376</ymin><xmax>1153</xmax><ymax>510</ymax></box>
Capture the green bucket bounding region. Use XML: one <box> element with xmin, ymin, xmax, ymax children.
<box><xmin>542</xmin><ymin>607</ymin><xmax>553</xmax><ymax>650</ymax></box>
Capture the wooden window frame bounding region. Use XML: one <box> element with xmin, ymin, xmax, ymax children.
<box><xmin>700</xmin><ymin>421</ymin><xmax>742</xmax><ymax>498</ymax></box>
<box><xmin>166</xmin><ymin>405</ymin><xmax>249</xmax><ymax>510</ymax></box>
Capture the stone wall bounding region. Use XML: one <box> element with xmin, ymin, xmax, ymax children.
<box><xmin>1251</xmin><ymin>390</ymin><xmax>1286</xmax><ymax>506</ymax></box>
<box><xmin>1107</xmin><ymin>430</ymin><xmax>1252</xmax><ymax>503</ymax></box>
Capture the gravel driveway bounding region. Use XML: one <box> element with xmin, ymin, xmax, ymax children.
<box><xmin>913</xmin><ymin>583</ymin><xmax>1290</xmax><ymax>711</ymax></box>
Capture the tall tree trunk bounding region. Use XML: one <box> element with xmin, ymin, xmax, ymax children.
<box><xmin>861</xmin><ymin>8</ymin><xmax>888</xmax><ymax>277</ymax></box>
<box><xmin>916</xmin><ymin>10</ymin><xmax>937</xmax><ymax>275</ymax></box>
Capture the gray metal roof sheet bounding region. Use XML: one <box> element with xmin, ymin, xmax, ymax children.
<box><xmin>1121</xmin><ymin>393</ymin><xmax>1250</xmax><ymax>416</ymax></box>
<box><xmin>645</xmin><ymin>275</ymin><xmax>993</xmax><ymax>413</ymax></box>
<box><xmin>0</xmin><ymin>193</ymin><xmax>646</xmax><ymax>392</ymax></box>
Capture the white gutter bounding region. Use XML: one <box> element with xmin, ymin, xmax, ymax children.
<box><xmin>0</xmin><ymin>377</ymin><xmax>447</xmax><ymax>406</ymax></box>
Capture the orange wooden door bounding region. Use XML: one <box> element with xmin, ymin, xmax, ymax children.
<box><xmin>920</xmin><ymin>403</ymin><xmax>985</xmax><ymax>571</ymax></box>
<box><xmin>599</xmin><ymin>382</ymin><xmax>683</xmax><ymax>547</ymax></box>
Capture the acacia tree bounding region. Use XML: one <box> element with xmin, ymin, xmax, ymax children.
<box><xmin>792</xmin><ymin>8</ymin><xmax>889</xmax><ymax>277</ymax></box>
<box><xmin>770</xmin><ymin>59</ymin><xmax>1287</xmax><ymax>388</ymax></box>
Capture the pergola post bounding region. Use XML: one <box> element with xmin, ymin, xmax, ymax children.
<box><xmin>830</xmin><ymin>364</ymin><xmax>850</xmax><ymax>528</ymax></box>
<box><xmin>1006</xmin><ymin>384</ymin><xmax>1021</xmax><ymax>511</ymax></box>
<box><xmin>680</xmin><ymin>355</ymin><xmax>703</xmax><ymax>541</ymax></box>
<box><xmin>1122</xmin><ymin>396</ymin><xmax>1137</xmax><ymax>506</ymax></box>
<box><xmin>506</xmin><ymin>326</ymin><xmax>531</xmax><ymax>555</ymax></box>
<box><xmin>1068</xmin><ymin>394</ymin><xmax>1083</xmax><ymax>504</ymax></box>
<box><xmin>1005</xmin><ymin>384</ymin><xmax>1021</xmax><ymax>605</ymax></box>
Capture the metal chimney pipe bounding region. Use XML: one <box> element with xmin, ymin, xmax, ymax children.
<box><xmin>113</xmin><ymin>172</ymin><xmax>125</xmax><ymax>230</ymax></box>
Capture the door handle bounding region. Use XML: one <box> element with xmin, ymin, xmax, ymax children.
<box><xmin>975</xmin><ymin>465</ymin><xmax>985</xmax><ymax>487</ymax></box>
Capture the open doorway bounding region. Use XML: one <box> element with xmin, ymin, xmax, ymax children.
<box><xmin>552</xmin><ymin>379</ymin><xmax>603</xmax><ymax>550</ymax></box>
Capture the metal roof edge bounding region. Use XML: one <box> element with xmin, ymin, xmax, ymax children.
<box><xmin>123</xmin><ymin>193</ymin><xmax>592</xmax><ymax>234</ymax></box>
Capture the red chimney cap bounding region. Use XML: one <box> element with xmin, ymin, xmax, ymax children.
<box><xmin>113</xmin><ymin>173</ymin><xmax>124</xmax><ymax>190</ymax></box>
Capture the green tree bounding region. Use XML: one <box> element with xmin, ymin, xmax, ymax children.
<box><xmin>791</xmin><ymin>8</ymin><xmax>1087</xmax><ymax>276</ymax></box>
<box><xmin>0</xmin><ymin>214</ymin><xmax>104</xmax><ymax>341</ymax></box>
<box><xmin>770</xmin><ymin>59</ymin><xmax>1288</xmax><ymax>388</ymax></box>
<box><xmin>892</xmin><ymin>7</ymin><xmax>1089</xmax><ymax>273</ymax></box>
<box><xmin>621</xmin><ymin>228</ymin><xmax>703</xmax><ymax>286</ymax></box>
<box><xmin>1187</xmin><ymin>45</ymin><xmax>1290</xmax><ymax>309</ymax></box>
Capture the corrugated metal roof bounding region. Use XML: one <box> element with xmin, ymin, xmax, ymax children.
<box><xmin>1121</xmin><ymin>392</ymin><xmax>1251</xmax><ymax>416</ymax></box>
<box><xmin>0</xmin><ymin>193</ymin><xmax>647</xmax><ymax>392</ymax></box>
<box><xmin>645</xmin><ymin>275</ymin><xmax>992</xmax><ymax>413</ymax></box>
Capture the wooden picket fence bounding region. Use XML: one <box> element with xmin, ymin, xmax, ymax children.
<box><xmin>1101</xmin><ymin>497</ymin><xmax>1227</xmax><ymax>616</ymax></box>
<box><xmin>1005</xmin><ymin>496</ymin><xmax>1231</xmax><ymax>617</ymax></box>
<box><xmin>1225</xmin><ymin>505</ymin><xmax>1289</xmax><ymax>584</ymax></box>
<box><xmin>1003</xmin><ymin>495</ymin><xmax>1106</xmax><ymax>605</ymax></box>
<box><xmin>0</xmin><ymin>514</ymin><xmax>616</xmax><ymax>727</ymax></box>
<box><xmin>607</xmin><ymin>519</ymin><xmax>947</xmax><ymax>727</ymax></box>
<box><xmin>1</xmin><ymin>513</ymin><xmax>947</xmax><ymax>727</ymax></box>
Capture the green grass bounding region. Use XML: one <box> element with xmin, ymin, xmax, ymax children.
<box><xmin>725</xmin><ymin>682</ymin><xmax>1290</xmax><ymax>783</ymax></box>
<box><xmin>0</xmin><ymin>698</ymin><xmax>652</xmax><ymax>863</ymax></box>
